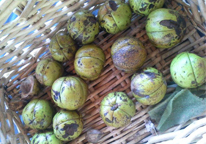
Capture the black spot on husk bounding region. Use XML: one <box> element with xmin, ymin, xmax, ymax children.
<box><xmin>71</xmin><ymin>17</ymin><xmax>76</xmax><ymax>22</ymax></box>
<box><xmin>149</xmin><ymin>4</ymin><xmax>154</xmax><ymax>9</ymax></box>
<box><xmin>109</xmin><ymin>0</ymin><xmax>118</xmax><ymax>11</ymax></box>
<box><xmin>88</xmin><ymin>16</ymin><xmax>97</xmax><ymax>24</ymax></box>
<box><xmin>104</xmin><ymin>112</ymin><xmax>108</xmax><ymax>116</ymax></box>
<box><xmin>144</xmin><ymin>71</ymin><xmax>157</xmax><ymax>79</ymax></box>
<box><xmin>132</xmin><ymin>88</ymin><xmax>148</xmax><ymax>97</ymax></box>
<box><xmin>62</xmin><ymin>123</ymin><xmax>79</xmax><ymax>138</ymax></box>
<box><xmin>160</xmin><ymin>20</ymin><xmax>181</xmax><ymax>36</ymax></box>
<box><xmin>139</xmin><ymin>6</ymin><xmax>147</xmax><ymax>11</ymax></box>
<box><xmin>52</xmin><ymin>90</ymin><xmax>61</xmax><ymax>102</ymax></box>
<box><xmin>110</xmin><ymin>104</ymin><xmax>118</xmax><ymax>111</ymax></box>
<box><xmin>75</xmin><ymin>34</ymin><xmax>83</xmax><ymax>43</ymax></box>
<box><xmin>105</xmin><ymin>118</ymin><xmax>112</xmax><ymax>123</ymax></box>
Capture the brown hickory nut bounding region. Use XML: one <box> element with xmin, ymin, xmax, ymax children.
<box><xmin>111</xmin><ymin>36</ymin><xmax>147</xmax><ymax>73</ymax></box>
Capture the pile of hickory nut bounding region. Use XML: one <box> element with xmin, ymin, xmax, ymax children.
<box><xmin>17</xmin><ymin>0</ymin><xmax>206</xmax><ymax>143</ymax></box>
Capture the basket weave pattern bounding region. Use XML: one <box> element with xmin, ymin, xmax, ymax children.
<box><xmin>0</xmin><ymin>0</ymin><xmax>206</xmax><ymax>144</ymax></box>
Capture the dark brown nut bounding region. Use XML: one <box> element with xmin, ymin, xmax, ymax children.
<box><xmin>111</xmin><ymin>37</ymin><xmax>147</xmax><ymax>73</ymax></box>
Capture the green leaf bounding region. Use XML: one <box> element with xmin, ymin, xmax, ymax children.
<box><xmin>148</xmin><ymin>91</ymin><xmax>178</xmax><ymax>123</ymax></box>
<box><xmin>157</xmin><ymin>89</ymin><xmax>206</xmax><ymax>132</ymax></box>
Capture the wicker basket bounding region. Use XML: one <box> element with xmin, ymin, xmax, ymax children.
<box><xmin>0</xmin><ymin>0</ymin><xmax>206</xmax><ymax>143</ymax></box>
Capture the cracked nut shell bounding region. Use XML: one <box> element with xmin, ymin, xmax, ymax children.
<box><xmin>74</xmin><ymin>44</ymin><xmax>106</xmax><ymax>81</ymax></box>
<box><xmin>131</xmin><ymin>67</ymin><xmax>167</xmax><ymax>105</ymax></box>
<box><xmin>51</xmin><ymin>76</ymin><xmax>88</xmax><ymax>110</ymax></box>
<box><xmin>129</xmin><ymin>0</ymin><xmax>165</xmax><ymax>16</ymax></box>
<box><xmin>98</xmin><ymin>0</ymin><xmax>132</xmax><ymax>34</ymax></box>
<box><xmin>22</xmin><ymin>99</ymin><xmax>54</xmax><ymax>130</ymax></box>
<box><xmin>35</xmin><ymin>58</ymin><xmax>64</xmax><ymax>86</ymax></box>
<box><xmin>53</xmin><ymin>109</ymin><xmax>83</xmax><ymax>142</ymax></box>
<box><xmin>67</xmin><ymin>10</ymin><xmax>99</xmax><ymax>44</ymax></box>
<box><xmin>49</xmin><ymin>30</ymin><xmax>77</xmax><ymax>62</ymax></box>
<box><xmin>100</xmin><ymin>92</ymin><xmax>135</xmax><ymax>128</ymax></box>
<box><xmin>20</xmin><ymin>75</ymin><xmax>40</xmax><ymax>99</ymax></box>
<box><xmin>170</xmin><ymin>52</ymin><xmax>206</xmax><ymax>88</ymax></box>
<box><xmin>31</xmin><ymin>131</ymin><xmax>62</xmax><ymax>144</ymax></box>
<box><xmin>111</xmin><ymin>37</ymin><xmax>147</xmax><ymax>73</ymax></box>
<box><xmin>146</xmin><ymin>8</ymin><xmax>186</xmax><ymax>48</ymax></box>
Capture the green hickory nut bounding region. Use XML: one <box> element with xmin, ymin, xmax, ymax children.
<box><xmin>22</xmin><ymin>99</ymin><xmax>54</xmax><ymax>130</ymax></box>
<box><xmin>74</xmin><ymin>44</ymin><xmax>106</xmax><ymax>81</ymax></box>
<box><xmin>98</xmin><ymin>0</ymin><xmax>132</xmax><ymax>34</ymax></box>
<box><xmin>129</xmin><ymin>0</ymin><xmax>165</xmax><ymax>16</ymax></box>
<box><xmin>111</xmin><ymin>36</ymin><xmax>147</xmax><ymax>73</ymax></box>
<box><xmin>67</xmin><ymin>10</ymin><xmax>99</xmax><ymax>44</ymax></box>
<box><xmin>35</xmin><ymin>58</ymin><xmax>64</xmax><ymax>86</ymax></box>
<box><xmin>131</xmin><ymin>67</ymin><xmax>167</xmax><ymax>105</ymax></box>
<box><xmin>100</xmin><ymin>92</ymin><xmax>136</xmax><ymax>128</ymax></box>
<box><xmin>53</xmin><ymin>109</ymin><xmax>83</xmax><ymax>142</ymax></box>
<box><xmin>146</xmin><ymin>8</ymin><xmax>186</xmax><ymax>48</ymax></box>
<box><xmin>49</xmin><ymin>30</ymin><xmax>77</xmax><ymax>62</ymax></box>
<box><xmin>170</xmin><ymin>52</ymin><xmax>206</xmax><ymax>88</ymax></box>
<box><xmin>31</xmin><ymin>131</ymin><xmax>63</xmax><ymax>144</ymax></box>
<box><xmin>51</xmin><ymin>76</ymin><xmax>88</xmax><ymax>110</ymax></box>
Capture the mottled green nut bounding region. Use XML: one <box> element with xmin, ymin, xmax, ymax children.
<box><xmin>111</xmin><ymin>37</ymin><xmax>147</xmax><ymax>73</ymax></box>
<box><xmin>53</xmin><ymin>110</ymin><xmax>83</xmax><ymax>141</ymax></box>
<box><xmin>20</xmin><ymin>75</ymin><xmax>40</xmax><ymax>99</ymax></box>
<box><xmin>74</xmin><ymin>44</ymin><xmax>106</xmax><ymax>81</ymax></box>
<box><xmin>98</xmin><ymin>0</ymin><xmax>132</xmax><ymax>34</ymax></box>
<box><xmin>129</xmin><ymin>0</ymin><xmax>165</xmax><ymax>16</ymax></box>
<box><xmin>67</xmin><ymin>10</ymin><xmax>99</xmax><ymax>44</ymax></box>
<box><xmin>51</xmin><ymin>76</ymin><xmax>88</xmax><ymax>110</ymax></box>
<box><xmin>131</xmin><ymin>67</ymin><xmax>167</xmax><ymax>105</ymax></box>
<box><xmin>146</xmin><ymin>8</ymin><xmax>186</xmax><ymax>48</ymax></box>
<box><xmin>100</xmin><ymin>92</ymin><xmax>136</xmax><ymax>128</ymax></box>
<box><xmin>35</xmin><ymin>58</ymin><xmax>64</xmax><ymax>86</ymax></box>
<box><xmin>170</xmin><ymin>52</ymin><xmax>206</xmax><ymax>88</ymax></box>
<box><xmin>22</xmin><ymin>99</ymin><xmax>54</xmax><ymax>130</ymax></box>
<box><xmin>31</xmin><ymin>131</ymin><xmax>63</xmax><ymax>144</ymax></box>
<box><xmin>49</xmin><ymin>30</ymin><xmax>77</xmax><ymax>62</ymax></box>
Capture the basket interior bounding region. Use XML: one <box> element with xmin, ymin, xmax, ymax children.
<box><xmin>0</xmin><ymin>0</ymin><xmax>206</xmax><ymax>143</ymax></box>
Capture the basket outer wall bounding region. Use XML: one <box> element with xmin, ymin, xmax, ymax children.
<box><xmin>0</xmin><ymin>0</ymin><xmax>206</xmax><ymax>143</ymax></box>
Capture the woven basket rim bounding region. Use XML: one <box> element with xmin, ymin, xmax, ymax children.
<box><xmin>0</xmin><ymin>0</ymin><xmax>206</xmax><ymax>144</ymax></box>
